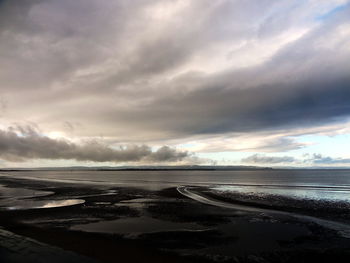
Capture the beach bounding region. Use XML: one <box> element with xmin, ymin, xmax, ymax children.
<box><xmin>1</xmin><ymin>170</ymin><xmax>350</xmax><ymax>263</ymax></box>
<box><xmin>2</xmin><ymin>1</ymin><xmax>350</xmax><ymax>262</ymax></box>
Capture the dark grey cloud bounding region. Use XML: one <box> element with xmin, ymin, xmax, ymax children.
<box><xmin>40</xmin><ymin>2</ymin><xmax>349</xmax><ymax>140</ymax></box>
<box><xmin>108</xmin><ymin>67</ymin><xmax>350</xmax><ymax>137</ymax></box>
<box><xmin>0</xmin><ymin>126</ymin><xmax>189</xmax><ymax>163</ymax></box>
<box><xmin>0</xmin><ymin>0</ymin><xmax>349</xmax><ymax>159</ymax></box>
<box><xmin>242</xmin><ymin>154</ymin><xmax>296</xmax><ymax>164</ymax></box>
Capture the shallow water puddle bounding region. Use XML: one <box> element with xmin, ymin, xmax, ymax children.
<box><xmin>120</xmin><ymin>198</ymin><xmax>158</xmax><ymax>203</ymax></box>
<box><xmin>0</xmin><ymin>184</ymin><xmax>53</xmax><ymax>199</ymax></box>
<box><xmin>0</xmin><ymin>199</ymin><xmax>85</xmax><ymax>210</ymax></box>
<box><xmin>71</xmin><ymin>216</ymin><xmax>204</xmax><ymax>237</ymax></box>
<box><xmin>0</xmin><ymin>184</ymin><xmax>84</xmax><ymax>210</ymax></box>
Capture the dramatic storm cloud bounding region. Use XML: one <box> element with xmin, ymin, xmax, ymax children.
<box><xmin>0</xmin><ymin>126</ymin><xmax>189</xmax><ymax>163</ymax></box>
<box><xmin>0</xmin><ymin>0</ymin><xmax>349</xmax><ymax>166</ymax></box>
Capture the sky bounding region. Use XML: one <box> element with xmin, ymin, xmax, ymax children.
<box><xmin>0</xmin><ymin>0</ymin><xmax>350</xmax><ymax>168</ymax></box>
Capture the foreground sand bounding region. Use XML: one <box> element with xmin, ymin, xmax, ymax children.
<box><xmin>0</xmin><ymin>227</ymin><xmax>96</xmax><ymax>263</ymax></box>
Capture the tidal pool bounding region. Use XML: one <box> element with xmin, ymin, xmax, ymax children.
<box><xmin>71</xmin><ymin>216</ymin><xmax>204</xmax><ymax>237</ymax></box>
<box><xmin>0</xmin><ymin>184</ymin><xmax>84</xmax><ymax>210</ymax></box>
<box><xmin>0</xmin><ymin>199</ymin><xmax>85</xmax><ymax>210</ymax></box>
<box><xmin>0</xmin><ymin>184</ymin><xmax>53</xmax><ymax>199</ymax></box>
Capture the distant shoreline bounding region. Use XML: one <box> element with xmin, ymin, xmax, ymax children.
<box><xmin>0</xmin><ymin>165</ymin><xmax>271</xmax><ymax>171</ymax></box>
<box><xmin>1</xmin><ymin>166</ymin><xmax>350</xmax><ymax>171</ymax></box>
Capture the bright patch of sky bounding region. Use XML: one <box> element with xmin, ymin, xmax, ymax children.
<box><xmin>316</xmin><ymin>3</ymin><xmax>348</xmax><ymax>21</ymax></box>
<box><xmin>297</xmin><ymin>134</ymin><xmax>350</xmax><ymax>158</ymax></box>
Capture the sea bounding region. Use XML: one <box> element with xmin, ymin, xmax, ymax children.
<box><xmin>1</xmin><ymin>169</ymin><xmax>350</xmax><ymax>202</ymax></box>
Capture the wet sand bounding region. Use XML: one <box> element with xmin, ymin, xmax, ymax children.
<box><xmin>1</xmin><ymin>176</ymin><xmax>350</xmax><ymax>263</ymax></box>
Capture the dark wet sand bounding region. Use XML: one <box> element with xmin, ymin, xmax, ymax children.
<box><xmin>1</xmin><ymin>176</ymin><xmax>350</xmax><ymax>263</ymax></box>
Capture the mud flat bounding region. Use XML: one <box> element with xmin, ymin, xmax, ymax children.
<box><xmin>1</xmin><ymin>176</ymin><xmax>350</xmax><ymax>263</ymax></box>
<box><xmin>0</xmin><ymin>227</ymin><xmax>96</xmax><ymax>263</ymax></box>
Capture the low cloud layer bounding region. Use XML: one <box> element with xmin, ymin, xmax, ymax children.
<box><xmin>243</xmin><ymin>153</ymin><xmax>350</xmax><ymax>166</ymax></box>
<box><xmin>242</xmin><ymin>154</ymin><xmax>296</xmax><ymax>164</ymax></box>
<box><xmin>305</xmin><ymin>154</ymin><xmax>350</xmax><ymax>164</ymax></box>
<box><xmin>0</xmin><ymin>126</ymin><xmax>189</xmax><ymax>163</ymax></box>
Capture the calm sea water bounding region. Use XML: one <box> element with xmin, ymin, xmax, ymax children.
<box><xmin>1</xmin><ymin>169</ymin><xmax>350</xmax><ymax>202</ymax></box>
